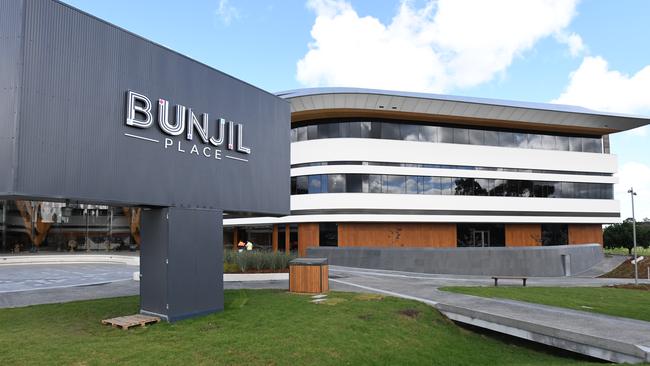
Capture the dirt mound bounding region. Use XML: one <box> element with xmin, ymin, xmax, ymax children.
<box><xmin>600</xmin><ymin>257</ymin><xmax>650</xmax><ymax>279</ymax></box>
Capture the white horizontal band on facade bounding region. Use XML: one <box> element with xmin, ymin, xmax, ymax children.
<box><xmin>291</xmin><ymin>139</ymin><xmax>617</xmax><ymax>174</ymax></box>
<box><xmin>224</xmin><ymin>214</ymin><xmax>618</xmax><ymax>226</ymax></box>
<box><xmin>290</xmin><ymin>193</ymin><xmax>619</xmax><ymax>214</ymax></box>
<box><xmin>291</xmin><ymin>165</ymin><xmax>617</xmax><ymax>184</ymax></box>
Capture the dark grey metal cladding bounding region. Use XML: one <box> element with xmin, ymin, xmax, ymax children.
<box><xmin>0</xmin><ymin>0</ymin><xmax>24</xmax><ymax>194</ymax></box>
<box><xmin>140</xmin><ymin>207</ymin><xmax>223</xmax><ymax>322</ymax></box>
<box><xmin>140</xmin><ymin>208</ymin><xmax>169</xmax><ymax>316</ymax></box>
<box><xmin>166</xmin><ymin>207</ymin><xmax>223</xmax><ymax>321</ymax></box>
<box><xmin>5</xmin><ymin>0</ymin><xmax>290</xmax><ymax>214</ymax></box>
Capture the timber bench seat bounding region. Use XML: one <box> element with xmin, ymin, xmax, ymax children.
<box><xmin>492</xmin><ymin>276</ymin><xmax>527</xmax><ymax>287</ymax></box>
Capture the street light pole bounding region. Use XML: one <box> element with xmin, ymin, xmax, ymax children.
<box><xmin>628</xmin><ymin>188</ymin><xmax>638</xmax><ymax>285</ymax></box>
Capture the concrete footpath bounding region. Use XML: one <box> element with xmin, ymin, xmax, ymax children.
<box><xmin>328</xmin><ymin>266</ymin><xmax>650</xmax><ymax>364</ymax></box>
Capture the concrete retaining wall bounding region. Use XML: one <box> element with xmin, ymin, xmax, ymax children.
<box><xmin>307</xmin><ymin>244</ymin><xmax>604</xmax><ymax>277</ymax></box>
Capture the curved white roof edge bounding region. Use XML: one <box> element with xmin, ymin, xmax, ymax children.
<box><xmin>277</xmin><ymin>87</ymin><xmax>650</xmax><ymax>133</ymax></box>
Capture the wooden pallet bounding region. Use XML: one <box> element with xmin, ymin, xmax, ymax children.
<box><xmin>101</xmin><ymin>314</ymin><xmax>160</xmax><ymax>330</ymax></box>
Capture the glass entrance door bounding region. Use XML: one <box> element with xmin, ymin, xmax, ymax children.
<box><xmin>472</xmin><ymin>230</ymin><xmax>490</xmax><ymax>247</ymax></box>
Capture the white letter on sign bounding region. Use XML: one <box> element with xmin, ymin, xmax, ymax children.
<box><xmin>125</xmin><ymin>91</ymin><xmax>153</xmax><ymax>128</ymax></box>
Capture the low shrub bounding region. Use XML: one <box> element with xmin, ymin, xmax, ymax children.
<box><xmin>224</xmin><ymin>250</ymin><xmax>296</xmax><ymax>273</ymax></box>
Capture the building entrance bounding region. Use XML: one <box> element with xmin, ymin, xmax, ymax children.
<box><xmin>472</xmin><ymin>230</ymin><xmax>490</xmax><ymax>247</ymax></box>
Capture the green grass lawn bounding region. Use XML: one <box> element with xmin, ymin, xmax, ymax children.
<box><xmin>442</xmin><ymin>286</ymin><xmax>650</xmax><ymax>322</ymax></box>
<box><xmin>0</xmin><ymin>290</ymin><xmax>602</xmax><ymax>365</ymax></box>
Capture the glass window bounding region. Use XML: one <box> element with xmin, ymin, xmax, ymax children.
<box><xmin>319</xmin><ymin>223</ymin><xmax>338</xmax><ymax>247</ymax></box>
<box><xmin>528</xmin><ymin>134</ymin><xmax>542</xmax><ymax>149</ymax></box>
<box><xmin>290</xmin><ymin>128</ymin><xmax>297</xmax><ymax>143</ymax></box>
<box><xmin>317</xmin><ymin>124</ymin><xmax>330</xmax><ymax>139</ymax></box>
<box><xmin>475</xmin><ymin>178</ymin><xmax>490</xmax><ymax>196</ymax></box>
<box><xmin>381</xmin><ymin>122</ymin><xmax>401</xmax><ymax>140</ymax></box>
<box><xmin>541</xmin><ymin>135</ymin><xmax>556</xmax><ymax>150</ymax></box>
<box><xmin>469</xmin><ymin>130</ymin><xmax>484</xmax><ymax>145</ymax></box>
<box><xmin>541</xmin><ymin>224</ymin><xmax>568</xmax><ymax>246</ymax></box>
<box><xmin>327</xmin><ymin>174</ymin><xmax>346</xmax><ymax>193</ymax></box>
<box><xmin>339</xmin><ymin>122</ymin><xmax>350</xmax><ymax>138</ymax></box>
<box><xmin>453</xmin><ymin>128</ymin><xmax>469</xmax><ymax>144</ymax></box>
<box><xmin>492</xmin><ymin>179</ymin><xmax>506</xmax><ymax>196</ymax></box>
<box><xmin>296</xmin><ymin>176</ymin><xmax>308</xmax><ymax>194</ymax></box>
<box><xmin>321</xmin><ymin>175</ymin><xmax>328</xmax><ymax>193</ymax></box>
<box><xmin>297</xmin><ymin>127</ymin><xmax>307</xmax><ymax>142</ymax></box>
<box><xmin>420</xmin><ymin>126</ymin><xmax>437</xmax><ymax>142</ymax></box>
<box><xmin>520</xmin><ymin>180</ymin><xmax>533</xmax><ymax>197</ymax></box>
<box><xmin>533</xmin><ymin>181</ymin><xmax>548</xmax><ymax>198</ymax></box>
<box><xmin>569</xmin><ymin>137</ymin><xmax>582</xmax><ymax>152</ymax></box>
<box><xmin>346</xmin><ymin>174</ymin><xmax>363</xmax><ymax>193</ymax></box>
<box><xmin>548</xmin><ymin>182</ymin><xmax>561</xmax><ymax>198</ymax></box>
<box><xmin>383</xmin><ymin>175</ymin><xmax>406</xmax><ymax>194</ymax></box>
<box><xmin>360</xmin><ymin>121</ymin><xmax>373</xmax><ymax>138</ymax></box>
<box><xmin>603</xmin><ymin>184</ymin><xmax>613</xmax><ymax>199</ymax></box>
<box><xmin>368</xmin><ymin>174</ymin><xmax>382</xmax><ymax>193</ymax></box>
<box><xmin>583</xmin><ymin>138</ymin><xmax>602</xmax><ymax>153</ymax></box>
<box><xmin>454</xmin><ymin>178</ymin><xmax>475</xmax><ymax>195</ymax></box>
<box><xmin>406</xmin><ymin>176</ymin><xmax>418</xmax><ymax>194</ymax></box>
<box><xmin>308</xmin><ymin>175</ymin><xmax>322</xmax><ymax>194</ymax></box>
<box><xmin>307</xmin><ymin>125</ymin><xmax>318</xmax><ymax>140</ymax></box>
<box><xmin>439</xmin><ymin>127</ymin><xmax>454</xmax><ymax>143</ymax></box>
<box><xmin>561</xmin><ymin>182</ymin><xmax>574</xmax><ymax>198</ymax></box>
<box><xmin>290</xmin><ymin>176</ymin><xmax>296</xmax><ymax>194</ymax></box>
<box><xmin>400</xmin><ymin>124</ymin><xmax>420</xmax><ymax>141</ymax></box>
<box><xmin>348</xmin><ymin>122</ymin><xmax>362</xmax><ymax>138</ymax></box>
<box><xmin>513</xmin><ymin>133</ymin><xmax>527</xmax><ymax>148</ymax></box>
<box><xmin>499</xmin><ymin>132</ymin><xmax>516</xmax><ymax>147</ymax></box>
<box><xmin>440</xmin><ymin>177</ymin><xmax>454</xmax><ymax>195</ymax></box>
<box><xmin>418</xmin><ymin>176</ymin><xmax>433</xmax><ymax>194</ymax></box>
<box><xmin>369</xmin><ymin>122</ymin><xmax>382</xmax><ymax>139</ymax></box>
<box><xmin>556</xmin><ymin>136</ymin><xmax>570</xmax><ymax>151</ymax></box>
<box><xmin>484</xmin><ymin>130</ymin><xmax>499</xmax><ymax>146</ymax></box>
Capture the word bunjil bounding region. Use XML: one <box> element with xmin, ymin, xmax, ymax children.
<box><xmin>125</xmin><ymin>90</ymin><xmax>251</xmax><ymax>155</ymax></box>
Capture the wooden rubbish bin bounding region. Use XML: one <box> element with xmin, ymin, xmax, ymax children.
<box><xmin>289</xmin><ymin>258</ymin><xmax>329</xmax><ymax>293</ymax></box>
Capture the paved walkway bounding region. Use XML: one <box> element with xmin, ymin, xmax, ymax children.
<box><xmin>328</xmin><ymin>266</ymin><xmax>650</xmax><ymax>363</ymax></box>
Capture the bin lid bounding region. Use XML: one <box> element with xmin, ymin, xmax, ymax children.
<box><xmin>290</xmin><ymin>257</ymin><xmax>328</xmax><ymax>266</ymax></box>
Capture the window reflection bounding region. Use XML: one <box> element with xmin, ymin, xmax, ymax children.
<box><xmin>292</xmin><ymin>121</ymin><xmax>604</xmax><ymax>154</ymax></box>
<box><xmin>293</xmin><ymin>175</ymin><xmax>612</xmax><ymax>199</ymax></box>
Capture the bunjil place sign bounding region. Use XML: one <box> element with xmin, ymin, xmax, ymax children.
<box><xmin>125</xmin><ymin>90</ymin><xmax>252</xmax><ymax>162</ymax></box>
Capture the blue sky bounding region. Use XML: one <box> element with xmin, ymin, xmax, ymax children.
<box><xmin>62</xmin><ymin>0</ymin><xmax>650</xmax><ymax>219</ymax></box>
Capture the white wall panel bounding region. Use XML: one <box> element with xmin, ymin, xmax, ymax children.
<box><xmin>291</xmin><ymin>138</ymin><xmax>617</xmax><ymax>174</ymax></box>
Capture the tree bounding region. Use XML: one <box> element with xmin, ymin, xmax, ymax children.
<box><xmin>604</xmin><ymin>218</ymin><xmax>650</xmax><ymax>255</ymax></box>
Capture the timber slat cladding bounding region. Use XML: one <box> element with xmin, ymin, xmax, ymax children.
<box><xmin>337</xmin><ymin>223</ymin><xmax>456</xmax><ymax>248</ymax></box>
<box><xmin>505</xmin><ymin>224</ymin><xmax>542</xmax><ymax>246</ymax></box>
<box><xmin>569</xmin><ymin>224</ymin><xmax>604</xmax><ymax>245</ymax></box>
<box><xmin>298</xmin><ymin>223</ymin><xmax>319</xmax><ymax>256</ymax></box>
<box><xmin>289</xmin><ymin>264</ymin><xmax>328</xmax><ymax>293</ymax></box>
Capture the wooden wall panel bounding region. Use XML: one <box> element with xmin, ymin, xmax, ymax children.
<box><xmin>569</xmin><ymin>224</ymin><xmax>603</xmax><ymax>245</ymax></box>
<box><xmin>337</xmin><ymin>223</ymin><xmax>456</xmax><ymax>248</ymax></box>
<box><xmin>505</xmin><ymin>224</ymin><xmax>541</xmax><ymax>247</ymax></box>
<box><xmin>298</xmin><ymin>223</ymin><xmax>319</xmax><ymax>256</ymax></box>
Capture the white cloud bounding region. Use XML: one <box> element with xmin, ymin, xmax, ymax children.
<box><xmin>216</xmin><ymin>0</ymin><xmax>240</xmax><ymax>26</ymax></box>
<box><xmin>297</xmin><ymin>0</ymin><xmax>580</xmax><ymax>92</ymax></box>
<box><xmin>616</xmin><ymin>162</ymin><xmax>650</xmax><ymax>221</ymax></box>
<box><xmin>553</xmin><ymin>56</ymin><xmax>650</xmax><ymax>116</ymax></box>
<box><xmin>555</xmin><ymin>32</ymin><xmax>585</xmax><ymax>57</ymax></box>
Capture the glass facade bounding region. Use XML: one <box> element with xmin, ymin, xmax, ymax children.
<box><xmin>457</xmin><ymin>223</ymin><xmax>505</xmax><ymax>247</ymax></box>
<box><xmin>291</xmin><ymin>174</ymin><xmax>614</xmax><ymax>199</ymax></box>
<box><xmin>541</xmin><ymin>224</ymin><xmax>569</xmax><ymax>246</ymax></box>
<box><xmin>291</xmin><ymin>120</ymin><xmax>604</xmax><ymax>153</ymax></box>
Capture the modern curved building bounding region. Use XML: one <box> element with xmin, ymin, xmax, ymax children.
<box><xmin>224</xmin><ymin>88</ymin><xmax>649</xmax><ymax>256</ymax></box>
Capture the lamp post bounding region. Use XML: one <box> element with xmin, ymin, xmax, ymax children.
<box><xmin>628</xmin><ymin>188</ymin><xmax>638</xmax><ymax>285</ymax></box>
